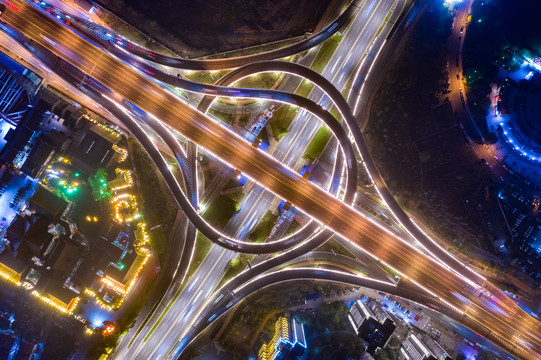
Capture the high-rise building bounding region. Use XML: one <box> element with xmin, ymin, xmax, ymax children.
<box><xmin>348</xmin><ymin>299</ymin><xmax>396</xmax><ymax>354</ymax></box>
<box><xmin>258</xmin><ymin>316</ymin><xmax>307</xmax><ymax>360</ymax></box>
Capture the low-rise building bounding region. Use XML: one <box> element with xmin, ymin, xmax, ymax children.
<box><xmin>0</xmin><ymin>53</ymin><xmax>151</xmax><ymax>329</ymax></box>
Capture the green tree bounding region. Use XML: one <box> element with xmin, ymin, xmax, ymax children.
<box><xmin>229</xmin><ymin>258</ymin><xmax>241</xmax><ymax>269</ymax></box>
<box><xmin>88</xmin><ymin>168</ymin><xmax>112</xmax><ymax>201</ymax></box>
<box><xmin>377</xmin><ymin>348</ymin><xmax>400</xmax><ymax>360</ymax></box>
<box><xmin>128</xmin><ymin>138</ymin><xmax>175</xmax><ymax>255</ymax></box>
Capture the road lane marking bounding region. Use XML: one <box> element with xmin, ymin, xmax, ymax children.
<box><xmin>141</xmin><ymin>247</ymin><xmax>228</xmax><ymax>359</ymax></box>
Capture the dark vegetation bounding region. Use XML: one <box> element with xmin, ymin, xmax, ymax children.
<box><xmin>200</xmin><ymin>155</ymin><xmax>218</xmax><ymax>189</ymax></box>
<box><xmin>95</xmin><ymin>0</ymin><xmax>333</xmax><ymax>56</ymax></box>
<box><xmin>217</xmin><ymin>282</ymin><xmax>355</xmax><ymax>359</ymax></box>
<box><xmin>285</xmin><ymin>218</ymin><xmax>302</xmax><ymax>236</ymax></box>
<box><xmin>296</xmin><ymin>301</ymin><xmax>365</xmax><ymax>360</ymax></box>
<box><xmin>201</xmin><ymin>176</ymin><xmax>244</xmax><ymax>230</ymax></box>
<box><xmin>366</xmin><ymin>4</ymin><xmax>492</xmax><ymax>250</ymax></box>
<box><xmin>248</xmin><ymin>210</ymin><xmax>277</xmax><ymax>243</ymax></box>
<box><xmin>208</xmin><ymin>108</ymin><xmax>236</xmax><ymax>126</ymax></box>
<box><xmin>202</xmin><ymin>194</ymin><xmax>240</xmax><ymax>230</ymax></box>
<box><xmin>217</xmin><ymin>254</ymin><xmax>253</xmax><ymax>290</ymax></box>
<box><xmin>462</xmin><ymin>0</ymin><xmax>541</xmax><ymax>136</ymax></box>
<box><xmin>184</xmin><ymin>70</ymin><xmax>229</xmax><ymax>85</ymax></box>
<box><xmin>234</xmin><ymin>72</ymin><xmax>281</xmax><ymax>89</ymax></box>
<box><xmin>88</xmin><ymin>285</ymin><xmax>154</xmax><ymax>359</ymax></box>
<box><xmin>269</xmin><ymin>105</ymin><xmax>299</xmax><ymax>140</ymax></box>
<box><xmin>128</xmin><ymin>138</ymin><xmax>176</xmax><ymax>256</ymax></box>
<box><xmin>316</xmin><ymin>238</ymin><xmax>354</xmax><ymax>257</ymax></box>
<box><xmin>376</xmin><ymin>347</ymin><xmax>401</xmax><ymax>360</ymax></box>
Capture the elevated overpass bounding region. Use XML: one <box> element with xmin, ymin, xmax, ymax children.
<box><xmin>1</xmin><ymin>1</ymin><xmax>540</xmax><ymax>358</ymax></box>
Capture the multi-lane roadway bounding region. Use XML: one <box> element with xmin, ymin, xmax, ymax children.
<box><xmin>2</xmin><ymin>1</ymin><xmax>540</xmax><ymax>359</ymax></box>
<box><xmin>115</xmin><ymin>1</ymin><xmax>400</xmax><ymax>358</ymax></box>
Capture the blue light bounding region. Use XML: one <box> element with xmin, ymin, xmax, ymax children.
<box><xmin>87</xmin><ymin>311</ymin><xmax>106</xmax><ymax>328</ymax></box>
<box><xmin>299</xmin><ymin>323</ymin><xmax>307</xmax><ymax>348</ymax></box>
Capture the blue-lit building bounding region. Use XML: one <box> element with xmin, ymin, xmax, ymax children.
<box><xmin>258</xmin><ymin>316</ymin><xmax>307</xmax><ymax>360</ymax></box>
<box><xmin>0</xmin><ymin>106</ymin><xmax>56</xmax><ymax>178</ymax></box>
<box><xmin>348</xmin><ymin>299</ymin><xmax>396</xmax><ymax>355</ymax></box>
<box><xmin>0</xmin><ymin>52</ymin><xmax>41</xmax><ymax>124</ymax></box>
<box><xmin>487</xmin><ymin>60</ymin><xmax>541</xmax><ymax>187</ymax></box>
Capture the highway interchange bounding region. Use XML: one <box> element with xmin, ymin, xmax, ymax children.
<box><xmin>1</xmin><ymin>0</ymin><xmax>540</xmax><ymax>359</ymax></box>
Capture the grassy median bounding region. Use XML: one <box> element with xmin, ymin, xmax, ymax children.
<box><xmin>303</xmin><ymin>126</ymin><xmax>332</xmax><ymax>163</ymax></box>
<box><xmin>268</xmin><ymin>34</ymin><xmax>342</xmax><ymax>141</ymax></box>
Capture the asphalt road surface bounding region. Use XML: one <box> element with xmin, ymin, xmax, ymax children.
<box><xmin>2</xmin><ymin>1</ymin><xmax>540</xmax><ymax>358</ymax></box>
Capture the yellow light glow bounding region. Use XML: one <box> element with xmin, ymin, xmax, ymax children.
<box><xmin>31</xmin><ymin>291</ymin><xmax>69</xmax><ymax>313</ymax></box>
